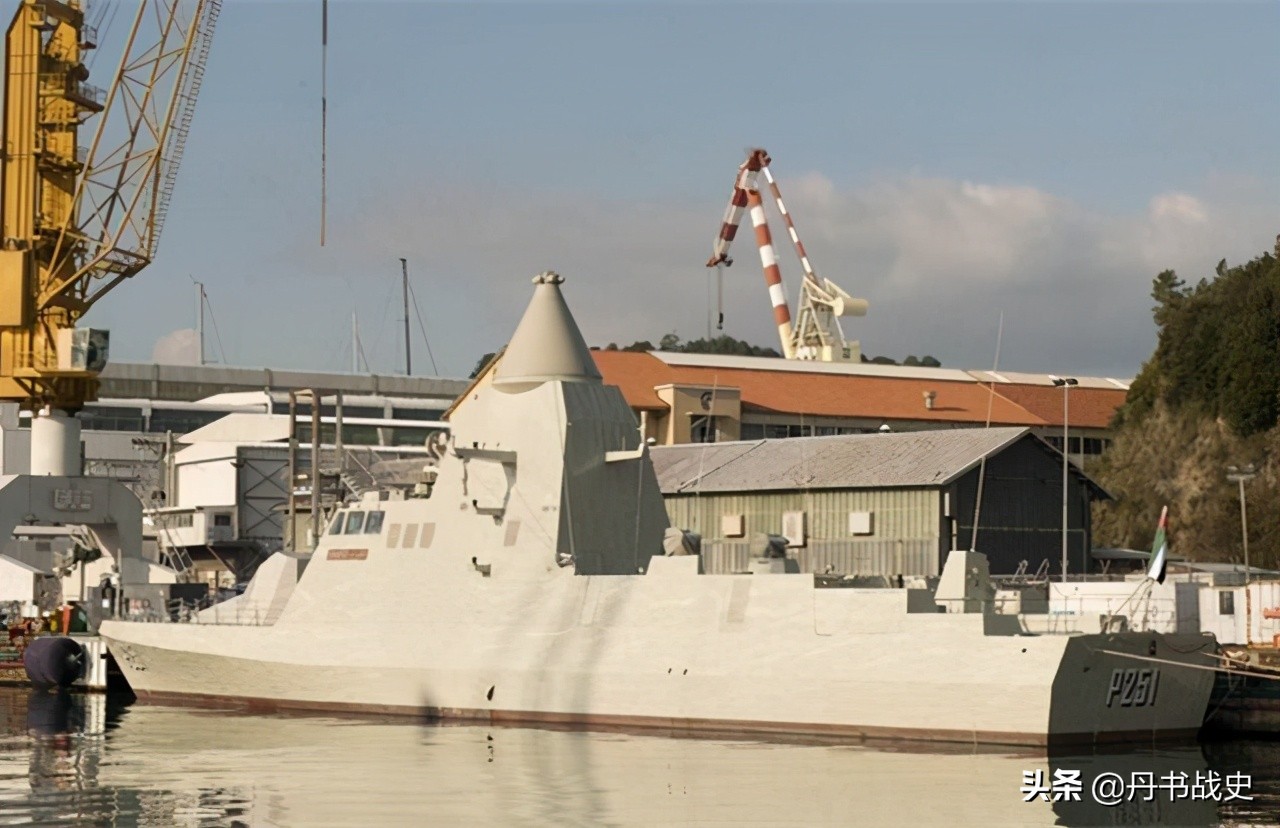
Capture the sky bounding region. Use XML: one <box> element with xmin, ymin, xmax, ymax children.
<box><xmin>66</xmin><ymin>0</ymin><xmax>1279</xmax><ymax>380</ymax></box>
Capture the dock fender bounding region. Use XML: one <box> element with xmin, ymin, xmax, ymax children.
<box><xmin>23</xmin><ymin>636</ymin><xmax>86</xmax><ymax>689</ymax></box>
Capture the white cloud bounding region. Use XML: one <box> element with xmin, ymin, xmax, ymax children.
<box><xmin>291</xmin><ymin>173</ymin><xmax>1275</xmax><ymax>379</ymax></box>
<box><xmin>1148</xmin><ymin>192</ymin><xmax>1208</xmax><ymax>224</ymax></box>
<box><xmin>151</xmin><ymin>328</ymin><xmax>200</xmax><ymax>365</ymax></box>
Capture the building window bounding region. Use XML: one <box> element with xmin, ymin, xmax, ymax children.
<box><xmin>212</xmin><ymin>513</ymin><xmax>232</xmax><ymax>527</ymax></box>
<box><xmin>739</xmin><ymin>423</ymin><xmax>765</xmax><ymax>441</ymax></box>
<box><xmin>1219</xmin><ymin>591</ymin><xmax>1235</xmax><ymax>615</ymax></box>
<box><xmin>1082</xmin><ymin>437</ymin><xmax>1109</xmax><ymax>456</ymax></box>
<box><xmin>148</xmin><ymin>409</ymin><xmax>223</xmax><ymax>434</ymax></box>
<box><xmin>690</xmin><ymin>415</ymin><xmax>719</xmax><ymax>444</ymax></box>
<box><xmin>392</xmin><ymin>408</ymin><xmax>445</xmax><ymax>421</ymax></box>
<box><xmin>78</xmin><ymin>406</ymin><xmax>144</xmax><ymax>432</ymax></box>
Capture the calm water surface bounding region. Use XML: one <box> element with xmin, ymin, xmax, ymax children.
<box><xmin>0</xmin><ymin>688</ymin><xmax>1277</xmax><ymax>826</ymax></box>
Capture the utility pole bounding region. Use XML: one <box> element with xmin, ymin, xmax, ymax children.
<box><xmin>400</xmin><ymin>258</ymin><xmax>412</xmax><ymax>376</ymax></box>
<box><xmin>1227</xmin><ymin>464</ymin><xmax>1257</xmax><ymax>582</ymax></box>
<box><xmin>1228</xmin><ymin>462</ymin><xmax>1257</xmax><ymax>644</ymax></box>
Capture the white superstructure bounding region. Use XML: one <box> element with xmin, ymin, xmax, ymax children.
<box><xmin>100</xmin><ymin>272</ymin><xmax>1218</xmax><ymax>747</ymax></box>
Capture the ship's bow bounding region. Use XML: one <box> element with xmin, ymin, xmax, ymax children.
<box><xmin>1047</xmin><ymin>631</ymin><xmax>1217</xmax><ymax>746</ymax></box>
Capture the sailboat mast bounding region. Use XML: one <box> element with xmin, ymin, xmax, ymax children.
<box><xmin>351</xmin><ymin>311</ymin><xmax>359</xmax><ymax>374</ymax></box>
<box><xmin>400</xmin><ymin>258</ymin><xmax>411</xmax><ymax>376</ymax></box>
<box><xmin>195</xmin><ymin>280</ymin><xmax>205</xmax><ymax>366</ymax></box>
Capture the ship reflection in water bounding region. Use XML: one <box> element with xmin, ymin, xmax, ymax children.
<box><xmin>0</xmin><ymin>689</ymin><xmax>1273</xmax><ymax>827</ymax></box>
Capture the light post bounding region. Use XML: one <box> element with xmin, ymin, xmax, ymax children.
<box><xmin>1227</xmin><ymin>464</ymin><xmax>1257</xmax><ymax>583</ymax></box>
<box><xmin>1053</xmin><ymin>377</ymin><xmax>1078</xmax><ymax>582</ymax></box>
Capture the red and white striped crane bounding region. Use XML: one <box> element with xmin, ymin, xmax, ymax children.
<box><xmin>706</xmin><ymin>148</ymin><xmax>868</xmax><ymax>362</ymax></box>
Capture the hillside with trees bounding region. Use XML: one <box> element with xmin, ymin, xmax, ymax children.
<box><xmin>1092</xmin><ymin>240</ymin><xmax>1280</xmax><ymax>568</ymax></box>
<box><xmin>601</xmin><ymin>334</ymin><xmax>939</xmax><ymax>366</ymax></box>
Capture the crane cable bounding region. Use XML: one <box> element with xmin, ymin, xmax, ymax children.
<box><xmin>716</xmin><ymin>263</ymin><xmax>724</xmax><ymax>331</ymax></box>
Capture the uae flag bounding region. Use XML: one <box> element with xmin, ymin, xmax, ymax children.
<box><xmin>1146</xmin><ymin>506</ymin><xmax>1169</xmax><ymax>584</ymax></box>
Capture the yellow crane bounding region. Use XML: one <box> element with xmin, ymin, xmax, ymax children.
<box><xmin>0</xmin><ymin>0</ymin><xmax>219</xmax><ymax>452</ymax></box>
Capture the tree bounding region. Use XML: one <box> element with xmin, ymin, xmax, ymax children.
<box><xmin>469</xmin><ymin>352</ymin><xmax>496</xmax><ymax>379</ymax></box>
<box><xmin>1094</xmin><ymin>246</ymin><xmax>1280</xmax><ymax>566</ymax></box>
<box><xmin>611</xmin><ymin>334</ymin><xmax>781</xmax><ymax>358</ymax></box>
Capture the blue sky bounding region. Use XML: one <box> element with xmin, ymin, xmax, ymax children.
<box><xmin>71</xmin><ymin>0</ymin><xmax>1277</xmax><ymax>379</ymax></box>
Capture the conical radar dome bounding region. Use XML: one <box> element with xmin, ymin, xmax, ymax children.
<box><xmin>492</xmin><ymin>271</ymin><xmax>602</xmax><ymax>391</ymax></box>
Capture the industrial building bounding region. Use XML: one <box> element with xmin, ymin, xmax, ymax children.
<box><xmin>651</xmin><ymin>426</ymin><xmax>1108</xmax><ymax>578</ymax></box>
<box><xmin>1</xmin><ymin>361</ymin><xmax>468</xmax><ymax>480</ymax></box>
<box><xmin>592</xmin><ymin>350</ymin><xmax>1128</xmax><ymax>469</ymax></box>
<box><xmin>0</xmin><ymin>362</ymin><xmax>469</xmax><ymax>596</ymax></box>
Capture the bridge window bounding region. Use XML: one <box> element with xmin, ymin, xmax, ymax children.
<box><xmin>328</xmin><ymin>513</ymin><xmax>345</xmax><ymax>535</ymax></box>
<box><xmin>345</xmin><ymin>511</ymin><xmax>365</xmax><ymax>534</ymax></box>
<box><xmin>364</xmin><ymin>511</ymin><xmax>385</xmax><ymax>534</ymax></box>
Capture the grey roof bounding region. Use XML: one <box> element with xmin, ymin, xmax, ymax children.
<box><xmin>655</xmin><ymin>351</ymin><xmax>1132</xmax><ymax>390</ymax></box>
<box><xmin>100</xmin><ymin>362</ymin><xmax>469</xmax><ymax>403</ymax></box>
<box><xmin>652</xmin><ymin>427</ymin><xmax>1030</xmax><ymax>494</ymax></box>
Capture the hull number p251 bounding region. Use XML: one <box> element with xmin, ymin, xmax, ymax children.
<box><xmin>1107</xmin><ymin>668</ymin><xmax>1160</xmax><ymax>708</ymax></box>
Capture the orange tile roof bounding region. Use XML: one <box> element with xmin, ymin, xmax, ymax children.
<box><xmin>590</xmin><ymin>350</ymin><xmax>1127</xmax><ymax>428</ymax></box>
<box><xmin>992</xmin><ymin>384</ymin><xmax>1126</xmax><ymax>430</ymax></box>
<box><xmin>591</xmin><ymin>351</ymin><xmax>672</xmax><ymax>410</ymax></box>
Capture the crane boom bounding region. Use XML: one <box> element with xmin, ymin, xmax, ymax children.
<box><xmin>0</xmin><ymin>0</ymin><xmax>220</xmax><ymax>411</ymax></box>
<box><xmin>706</xmin><ymin>148</ymin><xmax>769</xmax><ymax>268</ymax></box>
<box><xmin>745</xmin><ymin>188</ymin><xmax>795</xmax><ymax>359</ymax></box>
<box><xmin>705</xmin><ymin>147</ymin><xmax>869</xmax><ymax>362</ymax></box>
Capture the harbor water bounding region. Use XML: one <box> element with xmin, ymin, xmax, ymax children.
<box><xmin>0</xmin><ymin>688</ymin><xmax>1276</xmax><ymax>826</ymax></box>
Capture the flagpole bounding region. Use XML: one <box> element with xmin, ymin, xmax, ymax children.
<box><xmin>1111</xmin><ymin>506</ymin><xmax>1169</xmax><ymax>630</ymax></box>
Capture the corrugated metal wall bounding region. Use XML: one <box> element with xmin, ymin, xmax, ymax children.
<box><xmin>699</xmin><ymin>539</ymin><xmax>936</xmax><ymax>577</ymax></box>
<box><xmin>665</xmin><ymin>488</ymin><xmax>941</xmax><ymax>577</ymax></box>
<box><xmin>949</xmin><ymin>439</ymin><xmax>1094</xmax><ymax>576</ymax></box>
